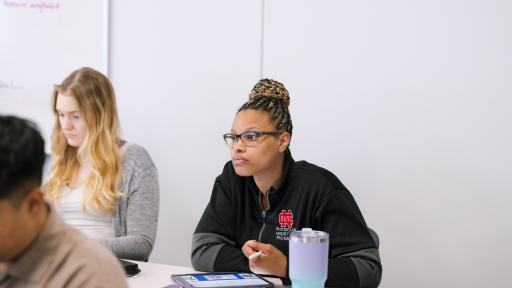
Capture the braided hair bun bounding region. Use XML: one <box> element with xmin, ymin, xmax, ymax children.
<box><xmin>249</xmin><ymin>79</ymin><xmax>290</xmax><ymax>107</ymax></box>
<box><xmin>239</xmin><ymin>79</ymin><xmax>293</xmax><ymax>135</ymax></box>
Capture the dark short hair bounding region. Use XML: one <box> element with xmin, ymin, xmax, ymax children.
<box><xmin>0</xmin><ymin>115</ymin><xmax>45</xmax><ymax>199</ymax></box>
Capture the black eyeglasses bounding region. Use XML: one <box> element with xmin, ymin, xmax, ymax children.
<box><xmin>223</xmin><ymin>131</ymin><xmax>283</xmax><ymax>147</ymax></box>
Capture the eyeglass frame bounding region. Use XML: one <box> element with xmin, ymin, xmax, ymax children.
<box><xmin>223</xmin><ymin>130</ymin><xmax>284</xmax><ymax>147</ymax></box>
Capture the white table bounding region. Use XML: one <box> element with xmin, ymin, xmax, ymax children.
<box><xmin>127</xmin><ymin>261</ymin><xmax>283</xmax><ymax>288</ymax></box>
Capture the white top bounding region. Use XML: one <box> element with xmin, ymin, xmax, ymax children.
<box><xmin>55</xmin><ymin>143</ymin><xmax>130</xmax><ymax>240</ymax></box>
<box><xmin>56</xmin><ymin>184</ymin><xmax>115</xmax><ymax>240</ymax></box>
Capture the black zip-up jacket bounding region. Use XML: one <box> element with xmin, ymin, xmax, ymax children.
<box><xmin>192</xmin><ymin>150</ymin><xmax>382</xmax><ymax>287</ymax></box>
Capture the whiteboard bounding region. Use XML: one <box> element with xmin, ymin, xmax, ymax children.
<box><xmin>0</xmin><ymin>0</ymin><xmax>109</xmax><ymax>150</ymax></box>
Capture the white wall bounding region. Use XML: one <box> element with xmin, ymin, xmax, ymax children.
<box><xmin>110</xmin><ymin>0</ymin><xmax>262</xmax><ymax>269</ymax></box>
<box><xmin>110</xmin><ymin>1</ymin><xmax>512</xmax><ymax>287</ymax></box>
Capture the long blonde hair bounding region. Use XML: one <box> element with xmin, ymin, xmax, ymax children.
<box><xmin>44</xmin><ymin>67</ymin><xmax>123</xmax><ymax>213</ymax></box>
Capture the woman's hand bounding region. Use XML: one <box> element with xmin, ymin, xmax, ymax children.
<box><xmin>242</xmin><ymin>240</ymin><xmax>287</xmax><ymax>277</ymax></box>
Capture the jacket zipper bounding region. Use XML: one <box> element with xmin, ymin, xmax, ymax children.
<box><xmin>257</xmin><ymin>191</ymin><xmax>270</xmax><ymax>242</ymax></box>
<box><xmin>258</xmin><ymin>209</ymin><xmax>267</xmax><ymax>242</ymax></box>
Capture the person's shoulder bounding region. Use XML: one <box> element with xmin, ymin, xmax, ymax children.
<box><xmin>67</xmin><ymin>244</ymin><xmax>127</xmax><ymax>287</ymax></box>
<box><xmin>123</xmin><ymin>143</ymin><xmax>152</xmax><ymax>160</ymax></box>
<box><xmin>62</xmin><ymin>222</ymin><xmax>116</xmax><ymax>262</ymax></box>
<box><xmin>215</xmin><ymin>160</ymin><xmax>243</xmax><ymax>187</ymax></box>
<box><xmin>294</xmin><ymin>160</ymin><xmax>339</xmax><ymax>180</ymax></box>
<box><xmin>214</xmin><ymin>160</ymin><xmax>234</xmax><ymax>178</ymax></box>
<box><xmin>54</xmin><ymin>219</ymin><xmax>127</xmax><ymax>287</ymax></box>
<box><xmin>293</xmin><ymin>160</ymin><xmax>345</xmax><ymax>189</ymax></box>
<box><xmin>123</xmin><ymin>143</ymin><xmax>156</xmax><ymax>169</ymax></box>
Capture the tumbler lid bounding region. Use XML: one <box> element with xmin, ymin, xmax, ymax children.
<box><xmin>290</xmin><ymin>228</ymin><xmax>329</xmax><ymax>243</ymax></box>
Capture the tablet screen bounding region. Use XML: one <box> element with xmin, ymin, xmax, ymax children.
<box><xmin>171</xmin><ymin>273</ymin><xmax>272</xmax><ymax>288</ymax></box>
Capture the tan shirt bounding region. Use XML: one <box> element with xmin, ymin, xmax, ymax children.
<box><xmin>0</xmin><ymin>205</ymin><xmax>127</xmax><ymax>288</ymax></box>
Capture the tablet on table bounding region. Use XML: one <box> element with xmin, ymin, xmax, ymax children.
<box><xmin>171</xmin><ymin>272</ymin><xmax>273</xmax><ymax>288</ymax></box>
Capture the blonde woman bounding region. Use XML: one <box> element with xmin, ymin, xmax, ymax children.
<box><xmin>44</xmin><ymin>67</ymin><xmax>159</xmax><ymax>261</ymax></box>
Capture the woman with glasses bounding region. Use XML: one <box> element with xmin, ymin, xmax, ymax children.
<box><xmin>44</xmin><ymin>67</ymin><xmax>159</xmax><ymax>261</ymax></box>
<box><xmin>192</xmin><ymin>79</ymin><xmax>381</xmax><ymax>287</ymax></box>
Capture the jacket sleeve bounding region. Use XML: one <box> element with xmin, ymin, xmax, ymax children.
<box><xmin>191</xmin><ymin>174</ymin><xmax>250</xmax><ymax>272</ymax></box>
<box><xmin>99</xmin><ymin>147</ymin><xmax>160</xmax><ymax>261</ymax></box>
<box><xmin>318</xmin><ymin>188</ymin><xmax>382</xmax><ymax>288</ymax></box>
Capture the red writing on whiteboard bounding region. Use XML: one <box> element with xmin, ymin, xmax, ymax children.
<box><xmin>3</xmin><ymin>1</ymin><xmax>61</xmax><ymax>13</ymax></box>
<box><xmin>30</xmin><ymin>1</ymin><xmax>60</xmax><ymax>13</ymax></box>
<box><xmin>3</xmin><ymin>0</ymin><xmax>27</xmax><ymax>8</ymax></box>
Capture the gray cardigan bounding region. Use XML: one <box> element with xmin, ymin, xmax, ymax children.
<box><xmin>98</xmin><ymin>143</ymin><xmax>160</xmax><ymax>261</ymax></box>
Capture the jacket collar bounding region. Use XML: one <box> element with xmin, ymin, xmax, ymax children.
<box><xmin>247</xmin><ymin>148</ymin><xmax>295</xmax><ymax>200</ymax></box>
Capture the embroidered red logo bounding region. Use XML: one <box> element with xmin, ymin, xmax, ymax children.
<box><xmin>278</xmin><ymin>210</ymin><xmax>294</xmax><ymax>228</ymax></box>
